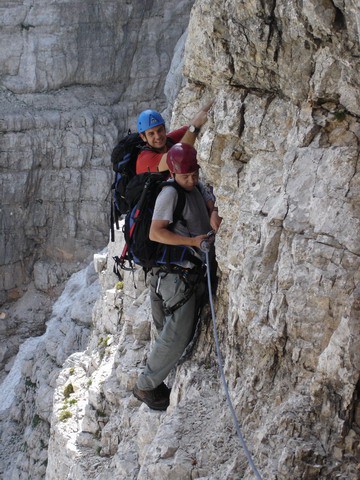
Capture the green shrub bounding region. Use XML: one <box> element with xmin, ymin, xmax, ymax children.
<box><xmin>25</xmin><ymin>377</ymin><xmax>36</xmax><ymax>389</ymax></box>
<box><xmin>32</xmin><ymin>414</ymin><xmax>41</xmax><ymax>428</ymax></box>
<box><xmin>334</xmin><ymin>110</ymin><xmax>346</xmax><ymax>121</ymax></box>
<box><xmin>59</xmin><ymin>410</ymin><xmax>72</xmax><ymax>422</ymax></box>
<box><xmin>98</xmin><ymin>336</ymin><xmax>110</xmax><ymax>348</ymax></box>
<box><xmin>63</xmin><ymin>383</ymin><xmax>74</xmax><ymax>398</ymax></box>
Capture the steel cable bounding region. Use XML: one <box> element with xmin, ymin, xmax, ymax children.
<box><xmin>205</xmin><ymin>250</ymin><xmax>263</xmax><ymax>480</ymax></box>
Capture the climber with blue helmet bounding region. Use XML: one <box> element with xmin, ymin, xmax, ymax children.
<box><xmin>137</xmin><ymin>109</ymin><xmax>166</xmax><ymax>134</ymax></box>
<box><xmin>136</xmin><ymin>101</ymin><xmax>222</xmax><ymax>243</ymax></box>
<box><xmin>136</xmin><ymin>101</ymin><xmax>213</xmax><ymax>174</ymax></box>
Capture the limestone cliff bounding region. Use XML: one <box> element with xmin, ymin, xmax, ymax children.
<box><xmin>0</xmin><ymin>0</ymin><xmax>193</xmax><ymax>304</ymax></box>
<box><xmin>0</xmin><ymin>1</ymin><xmax>359</xmax><ymax>479</ymax></box>
<box><xmin>0</xmin><ymin>0</ymin><xmax>193</xmax><ymax>379</ymax></box>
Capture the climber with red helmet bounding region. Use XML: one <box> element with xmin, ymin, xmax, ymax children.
<box><xmin>133</xmin><ymin>143</ymin><xmax>222</xmax><ymax>411</ymax></box>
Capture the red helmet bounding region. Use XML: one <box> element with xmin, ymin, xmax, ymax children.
<box><xmin>166</xmin><ymin>143</ymin><xmax>200</xmax><ymax>174</ymax></box>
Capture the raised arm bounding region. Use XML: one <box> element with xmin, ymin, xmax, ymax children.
<box><xmin>157</xmin><ymin>100</ymin><xmax>214</xmax><ymax>171</ymax></box>
<box><xmin>180</xmin><ymin>100</ymin><xmax>214</xmax><ymax>146</ymax></box>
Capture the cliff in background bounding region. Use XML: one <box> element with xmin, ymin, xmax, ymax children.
<box><xmin>0</xmin><ymin>0</ymin><xmax>193</xmax><ymax>304</ymax></box>
<box><xmin>0</xmin><ymin>0</ymin><xmax>359</xmax><ymax>479</ymax></box>
<box><xmin>0</xmin><ymin>0</ymin><xmax>193</xmax><ymax>377</ymax></box>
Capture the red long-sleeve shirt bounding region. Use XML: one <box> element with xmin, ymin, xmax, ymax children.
<box><xmin>136</xmin><ymin>126</ymin><xmax>187</xmax><ymax>174</ymax></box>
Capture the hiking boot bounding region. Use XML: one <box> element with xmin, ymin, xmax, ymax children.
<box><xmin>133</xmin><ymin>384</ymin><xmax>170</xmax><ymax>411</ymax></box>
<box><xmin>156</xmin><ymin>382</ymin><xmax>171</xmax><ymax>397</ymax></box>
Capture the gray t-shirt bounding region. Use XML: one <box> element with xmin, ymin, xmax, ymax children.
<box><xmin>152</xmin><ymin>180</ymin><xmax>212</xmax><ymax>267</ymax></box>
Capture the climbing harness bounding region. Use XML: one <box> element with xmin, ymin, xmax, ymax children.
<box><xmin>154</xmin><ymin>265</ymin><xmax>205</xmax><ymax>316</ymax></box>
<box><xmin>203</xmin><ymin>242</ymin><xmax>263</xmax><ymax>480</ymax></box>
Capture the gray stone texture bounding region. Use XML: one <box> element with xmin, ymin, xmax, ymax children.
<box><xmin>0</xmin><ymin>0</ymin><xmax>193</xmax><ymax>381</ymax></box>
<box><xmin>0</xmin><ymin>0</ymin><xmax>193</xmax><ymax>305</ymax></box>
<box><xmin>177</xmin><ymin>0</ymin><xmax>360</xmax><ymax>478</ymax></box>
<box><xmin>0</xmin><ymin>1</ymin><xmax>360</xmax><ymax>480</ymax></box>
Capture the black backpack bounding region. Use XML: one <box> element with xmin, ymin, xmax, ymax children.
<box><xmin>114</xmin><ymin>172</ymin><xmax>201</xmax><ymax>277</ymax></box>
<box><xmin>110</xmin><ymin>131</ymin><xmax>145</xmax><ymax>241</ymax></box>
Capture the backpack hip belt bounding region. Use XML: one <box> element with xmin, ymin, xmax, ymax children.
<box><xmin>154</xmin><ymin>264</ymin><xmax>205</xmax><ymax>275</ymax></box>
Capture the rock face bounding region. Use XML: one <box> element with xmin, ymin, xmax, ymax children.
<box><xmin>1</xmin><ymin>0</ymin><xmax>360</xmax><ymax>479</ymax></box>
<box><xmin>0</xmin><ymin>261</ymin><xmax>100</xmax><ymax>479</ymax></box>
<box><xmin>178</xmin><ymin>0</ymin><xmax>360</xmax><ymax>477</ymax></box>
<box><xmin>0</xmin><ymin>0</ymin><xmax>193</xmax><ymax>305</ymax></box>
<box><xmin>0</xmin><ymin>0</ymin><xmax>193</xmax><ymax>383</ymax></box>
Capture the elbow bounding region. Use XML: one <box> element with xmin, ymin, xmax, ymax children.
<box><xmin>149</xmin><ymin>226</ymin><xmax>157</xmax><ymax>242</ymax></box>
<box><xmin>150</xmin><ymin>221</ymin><xmax>169</xmax><ymax>243</ymax></box>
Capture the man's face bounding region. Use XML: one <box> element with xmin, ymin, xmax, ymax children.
<box><xmin>173</xmin><ymin>171</ymin><xmax>199</xmax><ymax>191</ymax></box>
<box><xmin>140</xmin><ymin>124</ymin><xmax>167</xmax><ymax>150</ymax></box>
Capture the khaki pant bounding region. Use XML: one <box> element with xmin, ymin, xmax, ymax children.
<box><xmin>136</xmin><ymin>268</ymin><xmax>206</xmax><ymax>390</ymax></box>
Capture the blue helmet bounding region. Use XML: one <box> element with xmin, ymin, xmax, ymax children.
<box><xmin>137</xmin><ymin>109</ymin><xmax>165</xmax><ymax>133</ymax></box>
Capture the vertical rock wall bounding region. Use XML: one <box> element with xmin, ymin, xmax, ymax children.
<box><xmin>43</xmin><ymin>1</ymin><xmax>359</xmax><ymax>478</ymax></box>
<box><xmin>1</xmin><ymin>1</ymin><xmax>360</xmax><ymax>479</ymax></box>
<box><xmin>0</xmin><ymin>0</ymin><xmax>193</xmax><ymax>384</ymax></box>
<box><xmin>0</xmin><ymin>0</ymin><xmax>194</xmax><ymax>305</ymax></box>
<box><xmin>174</xmin><ymin>0</ymin><xmax>360</xmax><ymax>477</ymax></box>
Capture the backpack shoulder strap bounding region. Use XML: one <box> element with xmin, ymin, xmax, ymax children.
<box><xmin>161</xmin><ymin>182</ymin><xmax>203</xmax><ymax>224</ymax></box>
<box><xmin>173</xmin><ymin>183</ymin><xmax>186</xmax><ymax>223</ymax></box>
<box><xmin>160</xmin><ymin>181</ymin><xmax>187</xmax><ymax>224</ymax></box>
<box><xmin>166</xmin><ymin>136</ymin><xmax>176</xmax><ymax>149</ymax></box>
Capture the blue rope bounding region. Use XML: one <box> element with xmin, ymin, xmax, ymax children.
<box><xmin>205</xmin><ymin>251</ymin><xmax>263</xmax><ymax>480</ymax></box>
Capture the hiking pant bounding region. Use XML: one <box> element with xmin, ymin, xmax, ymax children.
<box><xmin>136</xmin><ymin>268</ymin><xmax>206</xmax><ymax>391</ymax></box>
